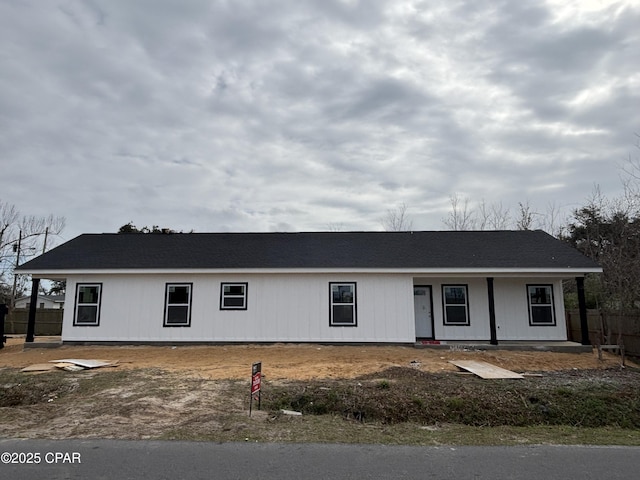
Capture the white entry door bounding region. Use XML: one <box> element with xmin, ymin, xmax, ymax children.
<box><xmin>414</xmin><ymin>286</ymin><xmax>433</xmax><ymax>338</ymax></box>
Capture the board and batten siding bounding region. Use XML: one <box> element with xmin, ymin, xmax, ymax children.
<box><xmin>62</xmin><ymin>274</ymin><xmax>416</xmax><ymax>343</ymax></box>
<box><xmin>493</xmin><ymin>278</ymin><xmax>567</xmax><ymax>341</ymax></box>
<box><xmin>414</xmin><ymin>277</ymin><xmax>568</xmax><ymax>342</ymax></box>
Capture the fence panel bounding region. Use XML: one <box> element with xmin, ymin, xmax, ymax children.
<box><xmin>566</xmin><ymin>309</ymin><xmax>640</xmax><ymax>357</ymax></box>
<box><xmin>5</xmin><ymin>309</ymin><xmax>63</xmax><ymax>336</ymax></box>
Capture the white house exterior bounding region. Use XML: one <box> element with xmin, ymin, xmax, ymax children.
<box><xmin>16</xmin><ymin>231</ymin><xmax>601</xmax><ymax>345</ymax></box>
<box><xmin>14</xmin><ymin>294</ymin><xmax>65</xmax><ymax>310</ymax></box>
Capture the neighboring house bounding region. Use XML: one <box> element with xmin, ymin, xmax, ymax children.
<box><xmin>15</xmin><ymin>231</ymin><xmax>601</xmax><ymax>344</ymax></box>
<box><xmin>14</xmin><ymin>294</ymin><xmax>65</xmax><ymax>310</ymax></box>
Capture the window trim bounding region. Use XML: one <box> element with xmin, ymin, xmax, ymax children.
<box><xmin>527</xmin><ymin>284</ymin><xmax>556</xmax><ymax>326</ymax></box>
<box><xmin>73</xmin><ymin>283</ymin><xmax>102</xmax><ymax>326</ymax></box>
<box><xmin>220</xmin><ymin>282</ymin><xmax>248</xmax><ymax>310</ymax></box>
<box><xmin>442</xmin><ymin>284</ymin><xmax>470</xmax><ymax>326</ymax></box>
<box><xmin>163</xmin><ymin>283</ymin><xmax>193</xmax><ymax>327</ymax></box>
<box><xmin>329</xmin><ymin>282</ymin><xmax>357</xmax><ymax>327</ymax></box>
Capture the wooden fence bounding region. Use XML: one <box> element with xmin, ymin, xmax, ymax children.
<box><xmin>3</xmin><ymin>307</ymin><xmax>639</xmax><ymax>353</ymax></box>
<box><xmin>566</xmin><ymin>309</ymin><xmax>640</xmax><ymax>358</ymax></box>
<box><xmin>4</xmin><ymin>308</ymin><xmax>63</xmax><ymax>336</ymax></box>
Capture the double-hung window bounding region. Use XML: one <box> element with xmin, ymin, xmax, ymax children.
<box><xmin>74</xmin><ymin>283</ymin><xmax>102</xmax><ymax>326</ymax></box>
<box><xmin>527</xmin><ymin>285</ymin><xmax>555</xmax><ymax>326</ymax></box>
<box><xmin>220</xmin><ymin>283</ymin><xmax>248</xmax><ymax>310</ymax></box>
<box><xmin>442</xmin><ymin>285</ymin><xmax>469</xmax><ymax>325</ymax></box>
<box><xmin>164</xmin><ymin>283</ymin><xmax>192</xmax><ymax>327</ymax></box>
<box><xmin>330</xmin><ymin>282</ymin><xmax>357</xmax><ymax>326</ymax></box>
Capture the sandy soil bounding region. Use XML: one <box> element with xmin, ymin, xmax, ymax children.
<box><xmin>1</xmin><ymin>337</ymin><xmax>635</xmax><ymax>441</ymax></box>
<box><xmin>0</xmin><ymin>337</ymin><xmax>627</xmax><ymax>379</ymax></box>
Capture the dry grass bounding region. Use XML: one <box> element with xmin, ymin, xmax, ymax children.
<box><xmin>1</xmin><ymin>340</ymin><xmax>636</xmax><ymax>445</ymax></box>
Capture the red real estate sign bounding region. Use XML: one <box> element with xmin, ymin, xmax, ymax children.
<box><xmin>250</xmin><ymin>362</ymin><xmax>262</xmax><ymax>416</ymax></box>
<box><xmin>251</xmin><ymin>362</ymin><xmax>262</xmax><ymax>395</ymax></box>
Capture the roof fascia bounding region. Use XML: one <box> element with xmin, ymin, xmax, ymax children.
<box><xmin>23</xmin><ymin>266</ymin><xmax>602</xmax><ymax>277</ymax></box>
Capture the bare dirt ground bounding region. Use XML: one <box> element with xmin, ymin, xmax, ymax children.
<box><xmin>0</xmin><ymin>337</ymin><xmax>628</xmax><ymax>379</ymax></box>
<box><xmin>1</xmin><ymin>337</ymin><xmax>634</xmax><ymax>442</ymax></box>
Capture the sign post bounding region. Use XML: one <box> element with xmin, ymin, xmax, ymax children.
<box><xmin>249</xmin><ymin>361</ymin><xmax>262</xmax><ymax>416</ymax></box>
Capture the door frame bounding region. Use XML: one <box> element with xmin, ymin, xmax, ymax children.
<box><xmin>413</xmin><ymin>284</ymin><xmax>434</xmax><ymax>340</ymax></box>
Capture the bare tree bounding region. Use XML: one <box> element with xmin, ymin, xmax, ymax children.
<box><xmin>442</xmin><ymin>193</ymin><xmax>475</xmax><ymax>230</ymax></box>
<box><xmin>539</xmin><ymin>201</ymin><xmax>568</xmax><ymax>238</ymax></box>
<box><xmin>476</xmin><ymin>199</ymin><xmax>511</xmax><ymax>230</ymax></box>
<box><xmin>515</xmin><ymin>201</ymin><xmax>536</xmax><ymax>230</ymax></box>
<box><xmin>489</xmin><ymin>202</ymin><xmax>511</xmax><ymax>230</ymax></box>
<box><xmin>443</xmin><ymin>194</ymin><xmax>570</xmax><ymax>236</ymax></box>
<box><xmin>476</xmin><ymin>200</ymin><xmax>490</xmax><ymax>231</ymax></box>
<box><xmin>325</xmin><ymin>222</ymin><xmax>345</xmax><ymax>232</ymax></box>
<box><xmin>381</xmin><ymin>202</ymin><xmax>413</xmax><ymax>231</ymax></box>
<box><xmin>0</xmin><ymin>200</ymin><xmax>65</xmax><ymax>305</ymax></box>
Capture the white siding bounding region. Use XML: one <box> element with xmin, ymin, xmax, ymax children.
<box><xmin>493</xmin><ymin>278</ymin><xmax>567</xmax><ymax>341</ymax></box>
<box><xmin>62</xmin><ymin>273</ymin><xmax>415</xmax><ymax>343</ymax></box>
<box><xmin>413</xmin><ymin>277</ymin><xmax>568</xmax><ymax>341</ymax></box>
<box><xmin>413</xmin><ymin>278</ymin><xmax>491</xmax><ymax>341</ymax></box>
<box><xmin>62</xmin><ymin>273</ymin><xmax>570</xmax><ymax>343</ymax></box>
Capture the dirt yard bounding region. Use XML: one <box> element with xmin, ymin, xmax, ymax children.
<box><xmin>0</xmin><ymin>337</ymin><xmax>635</xmax><ymax>442</ymax></box>
<box><xmin>0</xmin><ymin>337</ymin><xmax>627</xmax><ymax>379</ymax></box>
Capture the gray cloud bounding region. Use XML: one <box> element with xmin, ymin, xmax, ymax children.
<box><xmin>1</xmin><ymin>0</ymin><xmax>638</xmax><ymax>239</ymax></box>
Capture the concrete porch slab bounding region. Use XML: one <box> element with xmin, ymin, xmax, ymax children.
<box><xmin>415</xmin><ymin>340</ymin><xmax>592</xmax><ymax>353</ymax></box>
<box><xmin>22</xmin><ymin>336</ymin><xmax>63</xmax><ymax>349</ymax></box>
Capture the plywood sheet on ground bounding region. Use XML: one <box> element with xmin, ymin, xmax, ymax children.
<box><xmin>449</xmin><ymin>360</ymin><xmax>524</xmax><ymax>379</ymax></box>
<box><xmin>20</xmin><ymin>363</ymin><xmax>58</xmax><ymax>372</ymax></box>
<box><xmin>49</xmin><ymin>359</ymin><xmax>114</xmax><ymax>369</ymax></box>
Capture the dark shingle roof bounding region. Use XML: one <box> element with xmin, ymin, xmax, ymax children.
<box><xmin>16</xmin><ymin>231</ymin><xmax>600</xmax><ymax>272</ymax></box>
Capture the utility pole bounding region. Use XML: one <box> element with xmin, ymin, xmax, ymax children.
<box><xmin>42</xmin><ymin>226</ymin><xmax>49</xmax><ymax>254</ymax></box>
<box><xmin>11</xmin><ymin>230</ymin><xmax>22</xmax><ymax>308</ymax></box>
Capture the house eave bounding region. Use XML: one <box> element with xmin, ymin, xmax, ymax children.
<box><xmin>21</xmin><ymin>267</ymin><xmax>603</xmax><ymax>278</ymax></box>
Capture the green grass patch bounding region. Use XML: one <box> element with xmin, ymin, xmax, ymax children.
<box><xmin>0</xmin><ymin>369</ymin><xmax>73</xmax><ymax>406</ymax></box>
<box><xmin>263</xmin><ymin>367</ymin><xmax>640</xmax><ymax>428</ymax></box>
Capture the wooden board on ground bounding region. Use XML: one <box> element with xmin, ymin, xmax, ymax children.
<box><xmin>449</xmin><ymin>360</ymin><xmax>524</xmax><ymax>379</ymax></box>
<box><xmin>49</xmin><ymin>359</ymin><xmax>114</xmax><ymax>369</ymax></box>
<box><xmin>54</xmin><ymin>363</ymin><xmax>86</xmax><ymax>372</ymax></box>
<box><xmin>21</xmin><ymin>363</ymin><xmax>58</xmax><ymax>372</ymax></box>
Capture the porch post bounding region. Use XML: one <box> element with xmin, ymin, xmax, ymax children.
<box><xmin>576</xmin><ymin>276</ymin><xmax>590</xmax><ymax>346</ymax></box>
<box><xmin>25</xmin><ymin>278</ymin><xmax>40</xmax><ymax>343</ymax></box>
<box><xmin>487</xmin><ymin>277</ymin><xmax>498</xmax><ymax>345</ymax></box>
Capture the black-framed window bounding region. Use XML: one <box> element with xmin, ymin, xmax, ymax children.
<box><xmin>220</xmin><ymin>283</ymin><xmax>248</xmax><ymax>310</ymax></box>
<box><xmin>330</xmin><ymin>282</ymin><xmax>357</xmax><ymax>326</ymax></box>
<box><xmin>442</xmin><ymin>285</ymin><xmax>469</xmax><ymax>325</ymax></box>
<box><xmin>74</xmin><ymin>283</ymin><xmax>102</xmax><ymax>326</ymax></box>
<box><xmin>164</xmin><ymin>283</ymin><xmax>192</xmax><ymax>327</ymax></box>
<box><xmin>527</xmin><ymin>284</ymin><xmax>556</xmax><ymax>326</ymax></box>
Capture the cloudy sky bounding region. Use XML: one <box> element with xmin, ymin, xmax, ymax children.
<box><xmin>1</xmin><ymin>0</ymin><xmax>639</xmax><ymax>244</ymax></box>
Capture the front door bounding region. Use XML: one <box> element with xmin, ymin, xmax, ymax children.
<box><xmin>414</xmin><ymin>286</ymin><xmax>433</xmax><ymax>338</ymax></box>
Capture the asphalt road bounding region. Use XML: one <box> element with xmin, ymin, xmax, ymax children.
<box><xmin>1</xmin><ymin>439</ymin><xmax>639</xmax><ymax>479</ymax></box>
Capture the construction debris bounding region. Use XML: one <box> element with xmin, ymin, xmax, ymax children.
<box><xmin>49</xmin><ymin>359</ymin><xmax>115</xmax><ymax>369</ymax></box>
<box><xmin>54</xmin><ymin>363</ymin><xmax>86</xmax><ymax>372</ymax></box>
<box><xmin>280</xmin><ymin>409</ymin><xmax>303</xmax><ymax>416</ymax></box>
<box><xmin>449</xmin><ymin>360</ymin><xmax>524</xmax><ymax>379</ymax></box>
<box><xmin>20</xmin><ymin>363</ymin><xmax>58</xmax><ymax>373</ymax></box>
<box><xmin>21</xmin><ymin>359</ymin><xmax>117</xmax><ymax>373</ymax></box>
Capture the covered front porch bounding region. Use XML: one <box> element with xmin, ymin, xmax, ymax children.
<box><xmin>412</xmin><ymin>275</ymin><xmax>591</xmax><ymax>346</ymax></box>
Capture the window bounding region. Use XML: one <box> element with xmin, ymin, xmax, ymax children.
<box><xmin>164</xmin><ymin>283</ymin><xmax>192</xmax><ymax>327</ymax></box>
<box><xmin>220</xmin><ymin>283</ymin><xmax>248</xmax><ymax>310</ymax></box>
<box><xmin>527</xmin><ymin>285</ymin><xmax>556</xmax><ymax>326</ymax></box>
<box><xmin>330</xmin><ymin>282</ymin><xmax>357</xmax><ymax>326</ymax></box>
<box><xmin>442</xmin><ymin>285</ymin><xmax>469</xmax><ymax>325</ymax></box>
<box><xmin>74</xmin><ymin>283</ymin><xmax>102</xmax><ymax>326</ymax></box>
